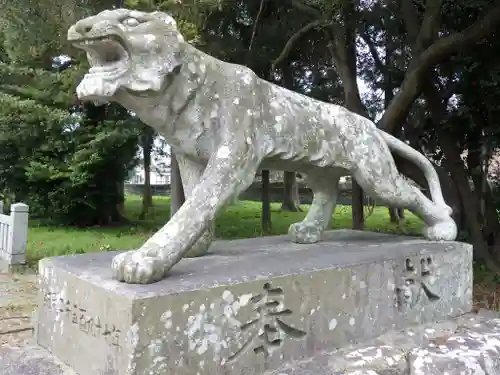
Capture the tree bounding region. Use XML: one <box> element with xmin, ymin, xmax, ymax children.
<box><xmin>138</xmin><ymin>123</ymin><xmax>155</xmax><ymax>220</ymax></box>
<box><xmin>279</xmin><ymin>61</ymin><xmax>302</xmax><ymax>212</ymax></box>
<box><xmin>394</xmin><ymin>0</ymin><xmax>500</xmax><ymax>273</ymax></box>
<box><xmin>281</xmin><ymin>172</ymin><xmax>302</xmax><ymax>212</ymax></box>
<box><xmin>0</xmin><ymin>0</ymin><xmax>140</xmax><ymax>225</ymax></box>
<box><xmin>170</xmin><ymin>152</ymin><xmax>186</xmax><ymax>217</ymax></box>
<box><xmin>261</xmin><ymin>170</ymin><xmax>272</xmax><ymax>233</ymax></box>
<box><xmin>358</xmin><ymin>0</ymin><xmax>500</xmax><ymax>272</ymax></box>
<box><xmin>0</xmin><ymin>88</ymin><xmax>139</xmax><ymax>225</ymax></box>
<box><xmin>271</xmin><ymin>1</ymin><xmax>500</xmax><ymax>267</ymax></box>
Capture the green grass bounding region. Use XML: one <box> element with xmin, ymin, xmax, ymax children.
<box><xmin>26</xmin><ymin>195</ymin><xmax>424</xmax><ymax>264</ymax></box>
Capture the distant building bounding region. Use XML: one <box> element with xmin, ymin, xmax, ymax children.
<box><xmin>126</xmin><ymin>137</ymin><xmax>172</xmax><ymax>185</ymax></box>
<box><xmin>126</xmin><ymin>162</ymin><xmax>171</xmax><ymax>185</ymax></box>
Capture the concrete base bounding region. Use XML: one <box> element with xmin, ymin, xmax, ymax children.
<box><xmin>7</xmin><ymin>312</ymin><xmax>499</xmax><ymax>375</ymax></box>
<box><xmin>267</xmin><ymin>310</ymin><xmax>500</xmax><ymax>375</ymax></box>
<box><xmin>34</xmin><ymin>230</ymin><xmax>473</xmax><ymax>375</ymax></box>
<box><xmin>0</xmin><ymin>344</ymin><xmax>77</xmax><ymax>375</ymax></box>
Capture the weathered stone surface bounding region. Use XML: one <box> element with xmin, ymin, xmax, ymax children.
<box><xmin>330</xmin><ymin>345</ymin><xmax>407</xmax><ymax>373</ymax></box>
<box><xmin>0</xmin><ymin>270</ymin><xmax>37</xmax><ymax>346</ymax></box>
<box><xmin>408</xmin><ymin>318</ymin><xmax>500</xmax><ymax>374</ymax></box>
<box><xmin>35</xmin><ymin>230</ymin><xmax>472</xmax><ymax>375</ymax></box>
<box><xmin>68</xmin><ymin>9</ymin><xmax>456</xmax><ymax>284</ymax></box>
<box><xmin>268</xmin><ymin>311</ymin><xmax>500</xmax><ymax>375</ymax></box>
<box><xmin>0</xmin><ymin>343</ymin><xmax>77</xmax><ymax>375</ymax></box>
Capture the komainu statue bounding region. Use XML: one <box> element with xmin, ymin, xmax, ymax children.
<box><xmin>67</xmin><ymin>9</ymin><xmax>457</xmax><ymax>284</ymax></box>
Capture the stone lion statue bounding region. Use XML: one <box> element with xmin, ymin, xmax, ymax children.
<box><xmin>67</xmin><ymin>9</ymin><xmax>457</xmax><ymax>284</ymax></box>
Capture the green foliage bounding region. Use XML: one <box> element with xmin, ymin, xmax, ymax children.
<box><xmin>0</xmin><ymin>89</ymin><xmax>139</xmax><ymax>226</ymax></box>
<box><xmin>0</xmin><ymin>0</ymin><xmax>145</xmax><ymax>227</ymax></box>
<box><xmin>0</xmin><ymin>0</ymin><xmax>93</xmax><ymax>67</ymax></box>
<box><xmin>0</xmin><ymin>29</ymin><xmax>7</xmax><ymax>62</ymax></box>
<box><xmin>0</xmin><ymin>62</ymin><xmax>82</xmax><ymax>109</ymax></box>
<box><xmin>1</xmin><ymin>0</ymin><xmax>60</xmax><ymax>66</ymax></box>
<box><xmin>124</xmin><ymin>0</ymin><xmax>221</xmax><ymax>42</ymax></box>
<box><xmin>0</xmin><ymin>93</ymin><xmax>69</xmax><ymax>198</ymax></box>
<box><xmin>0</xmin><ymin>0</ymin><xmax>141</xmax><ymax>226</ymax></box>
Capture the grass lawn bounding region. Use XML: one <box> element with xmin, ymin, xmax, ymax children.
<box><xmin>26</xmin><ymin>194</ymin><xmax>423</xmax><ymax>265</ymax></box>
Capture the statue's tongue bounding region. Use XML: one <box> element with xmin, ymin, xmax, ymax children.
<box><xmin>76</xmin><ymin>73</ymin><xmax>121</xmax><ymax>102</ymax></box>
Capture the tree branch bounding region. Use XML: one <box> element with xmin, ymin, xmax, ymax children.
<box><xmin>272</xmin><ymin>20</ymin><xmax>333</xmax><ymax>68</ymax></box>
<box><xmin>421</xmin><ymin>77</ymin><xmax>500</xmax><ymax>276</ymax></box>
<box><xmin>379</xmin><ymin>4</ymin><xmax>500</xmax><ymax>134</ymax></box>
<box><xmin>249</xmin><ymin>0</ymin><xmax>265</xmax><ymax>51</ymax></box>
<box><xmin>400</xmin><ymin>0</ymin><xmax>420</xmax><ymax>43</ymax></box>
<box><xmin>401</xmin><ymin>0</ymin><xmax>443</xmax><ymax>54</ymax></box>
<box><xmin>360</xmin><ymin>31</ymin><xmax>389</xmax><ymax>75</ymax></box>
<box><xmin>290</xmin><ymin>0</ymin><xmax>322</xmax><ymax>18</ymax></box>
<box><xmin>416</xmin><ymin>0</ymin><xmax>443</xmax><ymax>49</ymax></box>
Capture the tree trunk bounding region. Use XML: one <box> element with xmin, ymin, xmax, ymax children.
<box><xmin>281</xmin><ymin>171</ymin><xmax>302</xmax><ymax>212</ymax></box>
<box><xmin>117</xmin><ymin>181</ymin><xmax>125</xmax><ymax>217</ymax></box>
<box><xmin>482</xmin><ymin>181</ymin><xmax>500</xmax><ymax>246</ymax></box>
<box><xmin>383</xmin><ymin>31</ymin><xmax>405</xmax><ymax>224</ymax></box>
<box><xmin>387</xmin><ymin>128</ymin><xmax>406</xmax><ymax>223</ymax></box>
<box><xmin>170</xmin><ymin>152</ymin><xmax>185</xmax><ymax>218</ymax></box>
<box><xmin>438</xmin><ymin>131</ymin><xmax>498</xmax><ymax>270</ymax></box>
<box><xmin>388</xmin><ymin>207</ymin><xmax>405</xmax><ymax>223</ymax></box>
<box><xmin>279</xmin><ymin>62</ymin><xmax>302</xmax><ymax>212</ymax></box>
<box><xmin>421</xmin><ymin>77</ymin><xmax>500</xmax><ymax>274</ymax></box>
<box><xmin>139</xmin><ymin>129</ymin><xmax>154</xmax><ymax>219</ymax></box>
<box><xmin>331</xmin><ymin>2</ymin><xmax>369</xmax><ymax>230</ymax></box>
<box><xmin>261</xmin><ymin>169</ymin><xmax>272</xmax><ymax>233</ymax></box>
<box><xmin>338</xmin><ymin>68</ymin><xmax>365</xmax><ymax>230</ymax></box>
<box><xmin>466</xmin><ymin>115</ymin><xmax>500</xmax><ymax>245</ymax></box>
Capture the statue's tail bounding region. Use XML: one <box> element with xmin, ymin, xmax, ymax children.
<box><xmin>378</xmin><ymin>130</ymin><xmax>452</xmax><ymax>215</ymax></box>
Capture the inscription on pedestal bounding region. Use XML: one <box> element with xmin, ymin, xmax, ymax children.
<box><xmin>43</xmin><ymin>291</ymin><xmax>122</xmax><ymax>348</ymax></box>
<box><xmin>396</xmin><ymin>257</ymin><xmax>441</xmax><ymax>312</ymax></box>
<box><xmin>227</xmin><ymin>282</ymin><xmax>306</xmax><ymax>363</ymax></box>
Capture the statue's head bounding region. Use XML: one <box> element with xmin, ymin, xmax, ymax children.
<box><xmin>68</xmin><ymin>9</ymin><xmax>184</xmax><ymax>103</ymax></box>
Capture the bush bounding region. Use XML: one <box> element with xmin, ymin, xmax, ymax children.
<box><xmin>0</xmin><ymin>62</ymin><xmax>76</xmax><ymax>108</ymax></box>
<box><xmin>0</xmin><ymin>92</ymin><xmax>139</xmax><ymax>225</ymax></box>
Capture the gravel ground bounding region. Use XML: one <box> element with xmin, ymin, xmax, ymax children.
<box><xmin>0</xmin><ymin>270</ymin><xmax>38</xmax><ymax>347</ymax></box>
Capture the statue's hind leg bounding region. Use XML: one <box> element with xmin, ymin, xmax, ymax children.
<box><xmin>288</xmin><ymin>168</ymin><xmax>342</xmax><ymax>244</ymax></box>
<box><xmin>352</xmin><ymin>163</ymin><xmax>457</xmax><ymax>241</ymax></box>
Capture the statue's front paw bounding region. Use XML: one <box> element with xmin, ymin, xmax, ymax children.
<box><xmin>288</xmin><ymin>222</ymin><xmax>323</xmax><ymax>244</ymax></box>
<box><xmin>111</xmin><ymin>250</ymin><xmax>168</xmax><ymax>284</ymax></box>
<box><xmin>423</xmin><ymin>219</ymin><xmax>458</xmax><ymax>241</ymax></box>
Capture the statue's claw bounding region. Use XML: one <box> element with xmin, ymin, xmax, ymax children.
<box><xmin>111</xmin><ymin>250</ymin><xmax>171</xmax><ymax>284</ymax></box>
<box><xmin>423</xmin><ymin>219</ymin><xmax>457</xmax><ymax>241</ymax></box>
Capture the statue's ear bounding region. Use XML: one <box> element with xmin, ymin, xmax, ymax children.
<box><xmin>150</xmin><ymin>11</ymin><xmax>185</xmax><ymax>75</ymax></box>
<box><xmin>159</xmin><ymin>31</ymin><xmax>185</xmax><ymax>75</ymax></box>
<box><xmin>151</xmin><ymin>11</ymin><xmax>178</xmax><ymax>29</ymax></box>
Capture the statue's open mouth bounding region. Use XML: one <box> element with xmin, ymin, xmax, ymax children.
<box><xmin>72</xmin><ymin>36</ymin><xmax>130</xmax><ymax>77</ymax></box>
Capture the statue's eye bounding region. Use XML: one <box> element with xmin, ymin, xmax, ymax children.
<box><xmin>122</xmin><ymin>17</ymin><xmax>140</xmax><ymax>27</ymax></box>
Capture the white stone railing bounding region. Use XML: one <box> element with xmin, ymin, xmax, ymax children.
<box><xmin>0</xmin><ymin>202</ymin><xmax>29</xmax><ymax>265</ymax></box>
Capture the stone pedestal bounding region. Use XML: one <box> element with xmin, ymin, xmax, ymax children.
<box><xmin>34</xmin><ymin>230</ymin><xmax>473</xmax><ymax>375</ymax></box>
